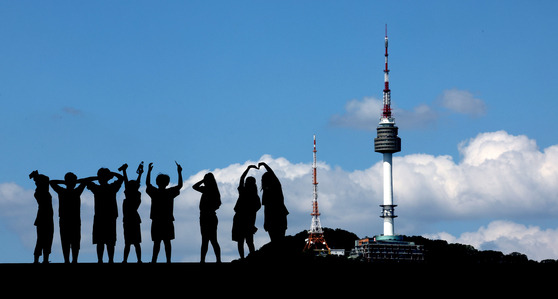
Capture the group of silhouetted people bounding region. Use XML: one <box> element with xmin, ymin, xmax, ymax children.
<box><xmin>30</xmin><ymin>161</ymin><xmax>288</xmax><ymax>264</ymax></box>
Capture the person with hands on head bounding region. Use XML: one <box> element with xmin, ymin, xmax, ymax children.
<box><xmin>146</xmin><ymin>162</ymin><xmax>183</xmax><ymax>263</ymax></box>
<box><xmin>86</xmin><ymin>167</ymin><xmax>124</xmax><ymax>263</ymax></box>
<box><xmin>193</xmin><ymin>172</ymin><xmax>222</xmax><ymax>263</ymax></box>
<box><xmin>50</xmin><ymin>172</ymin><xmax>95</xmax><ymax>263</ymax></box>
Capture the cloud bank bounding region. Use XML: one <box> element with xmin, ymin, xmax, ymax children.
<box><xmin>438</xmin><ymin>88</ymin><xmax>486</xmax><ymax>117</ymax></box>
<box><xmin>330</xmin><ymin>88</ymin><xmax>485</xmax><ymax>130</ymax></box>
<box><xmin>2</xmin><ymin>130</ymin><xmax>558</xmax><ymax>262</ymax></box>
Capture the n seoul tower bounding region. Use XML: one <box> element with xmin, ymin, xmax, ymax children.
<box><xmin>374</xmin><ymin>25</ymin><xmax>401</xmax><ymax>239</ymax></box>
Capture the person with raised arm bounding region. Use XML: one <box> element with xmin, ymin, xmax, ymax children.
<box><xmin>120</xmin><ymin>162</ymin><xmax>144</xmax><ymax>263</ymax></box>
<box><xmin>146</xmin><ymin>162</ymin><xmax>183</xmax><ymax>263</ymax></box>
<box><xmin>258</xmin><ymin>162</ymin><xmax>288</xmax><ymax>243</ymax></box>
<box><xmin>232</xmin><ymin>164</ymin><xmax>261</xmax><ymax>259</ymax></box>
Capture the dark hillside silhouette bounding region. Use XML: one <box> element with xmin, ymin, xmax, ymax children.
<box><xmin>406</xmin><ymin>235</ymin><xmax>533</xmax><ymax>264</ymax></box>
<box><xmin>238</xmin><ymin>229</ymin><xmax>543</xmax><ymax>265</ymax></box>
<box><xmin>238</xmin><ymin>228</ymin><xmax>359</xmax><ymax>264</ymax></box>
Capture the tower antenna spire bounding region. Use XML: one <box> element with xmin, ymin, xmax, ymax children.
<box><xmin>383</xmin><ymin>24</ymin><xmax>392</xmax><ymax>119</ymax></box>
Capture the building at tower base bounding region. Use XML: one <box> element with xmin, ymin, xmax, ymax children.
<box><xmin>351</xmin><ymin>237</ymin><xmax>424</xmax><ymax>263</ymax></box>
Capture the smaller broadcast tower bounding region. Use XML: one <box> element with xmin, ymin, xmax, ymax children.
<box><xmin>303</xmin><ymin>135</ymin><xmax>330</xmax><ymax>253</ymax></box>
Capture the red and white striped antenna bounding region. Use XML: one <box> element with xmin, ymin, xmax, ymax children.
<box><xmin>382</xmin><ymin>24</ymin><xmax>392</xmax><ymax>119</ymax></box>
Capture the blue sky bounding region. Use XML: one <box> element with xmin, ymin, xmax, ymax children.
<box><xmin>2</xmin><ymin>1</ymin><xmax>558</xmax><ymax>263</ymax></box>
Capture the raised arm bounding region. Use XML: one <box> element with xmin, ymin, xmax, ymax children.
<box><xmin>176</xmin><ymin>161</ymin><xmax>183</xmax><ymax>189</ymax></box>
<box><xmin>258</xmin><ymin>162</ymin><xmax>275</xmax><ymax>175</ymax></box>
<box><xmin>135</xmin><ymin>162</ymin><xmax>144</xmax><ymax>183</ymax></box>
<box><xmin>49</xmin><ymin>179</ymin><xmax>66</xmax><ymax>192</ymax></box>
<box><xmin>239</xmin><ymin>165</ymin><xmax>257</xmax><ymax>187</ymax></box>
<box><xmin>146</xmin><ymin>163</ymin><xmax>153</xmax><ymax>188</ymax></box>
<box><xmin>77</xmin><ymin>176</ymin><xmax>97</xmax><ymax>184</ymax></box>
<box><xmin>111</xmin><ymin>171</ymin><xmax>124</xmax><ymax>182</ymax></box>
<box><xmin>192</xmin><ymin>178</ymin><xmax>204</xmax><ymax>193</ymax></box>
<box><xmin>74</xmin><ymin>176</ymin><xmax>96</xmax><ymax>194</ymax></box>
<box><xmin>135</xmin><ymin>169</ymin><xmax>143</xmax><ymax>184</ymax></box>
<box><xmin>119</xmin><ymin>163</ymin><xmax>129</xmax><ymax>183</ymax></box>
<box><xmin>49</xmin><ymin>179</ymin><xmax>65</xmax><ymax>185</ymax></box>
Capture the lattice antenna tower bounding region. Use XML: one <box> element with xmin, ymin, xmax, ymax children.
<box><xmin>303</xmin><ymin>135</ymin><xmax>330</xmax><ymax>252</ymax></box>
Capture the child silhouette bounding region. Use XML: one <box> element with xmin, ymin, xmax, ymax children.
<box><xmin>29</xmin><ymin>170</ymin><xmax>53</xmax><ymax>264</ymax></box>
<box><xmin>146</xmin><ymin>162</ymin><xmax>183</xmax><ymax>263</ymax></box>
<box><xmin>50</xmin><ymin>172</ymin><xmax>94</xmax><ymax>263</ymax></box>
<box><xmin>193</xmin><ymin>172</ymin><xmax>222</xmax><ymax>263</ymax></box>
<box><xmin>232</xmin><ymin>165</ymin><xmax>261</xmax><ymax>259</ymax></box>
<box><xmin>259</xmin><ymin>162</ymin><xmax>288</xmax><ymax>243</ymax></box>
<box><xmin>120</xmin><ymin>162</ymin><xmax>144</xmax><ymax>263</ymax></box>
<box><xmin>86</xmin><ymin>167</ymin><xmax>124</xmax><ymax>263</ymax></box>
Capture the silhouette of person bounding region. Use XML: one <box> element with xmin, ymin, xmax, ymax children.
<box><xmin>50</xmin><ymin>172</ymin><xmax>94</xmax><ymax>263</ymax></box>
<box><xmin>146</xmin><ymin>162</ymin><xmax>183</xmax><ymax>263</ymax></box>
<box><xmin>29</xmin><ymin>170</ymin><xmax>53</xmax><ymax>264</ymax></box>
<box><xmin>120</xmin><ymin>162</ymin><xmax>144</xmax><ymax>263</ymax></box>
<box><xmin>232</xmin><ymin>165</ymin><xmax>261</xmax><ymax>259</ymax></box>
<box><xmin>193</xmin><ymin>172</ymin><xmax>222</xmax><ymax>263</ymax></box>
<box><xmin>258</xmin><ymin>162</ymin><xmax>289</xmax><ymax>243</ymax></box>
<box><xmin>86</xmin><ymin>167</ymin><xmax>124</xmax><ymax>263</ymax></box>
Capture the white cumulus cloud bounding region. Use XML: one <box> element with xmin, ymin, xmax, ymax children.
<box><xmin>426</xmin><ymin>220</ymin><xmax>558</xmax><ymax>261</ymax></box>
<box><xmin>2</xmin><ymin>131</ymin><xmax>558</xmax><ymax>262</ymax></box>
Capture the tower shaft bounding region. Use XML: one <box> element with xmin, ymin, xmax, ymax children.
<box><xmin>380</xmin><ymin>153</ymin><xmax>397</xmax><ymax>236</ymax></box>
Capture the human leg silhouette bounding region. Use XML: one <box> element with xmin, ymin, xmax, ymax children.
<box><xmin>163</xmin><ymin>239</ymin><xmax>172</xmax><ymax>263</ymax></box>
<box><xmin>134</xmin><ymin>243</ymin><xmax>142</xmax><ymax>263</ymax></box>
<box><xmin>96</xmin><ymin>244</ymin><xmax>104</xmax><ymax>263</ymax></box>
<box><xmin>152</xmin><ymin>240</ymin><xmax>161</xmax><ymax>263</ymax></box>
<box><xmin>62</xmin><ymin>240</ymin><xmax>71</xmax><ymax>263</ymax></box>
<box><xmin>107</xmin><ymin>244</ymin><xmax>115</xmax><ymax>263</ymax></box>
<box><xmin>237</xmin><ymin>239</ymin><xmax>245</xmax><ymax>259</ymax></box>
<box><xmin>123</xmin><ymin>243</ymin><xmax>131</xmax><ymax>263</ymax></box>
